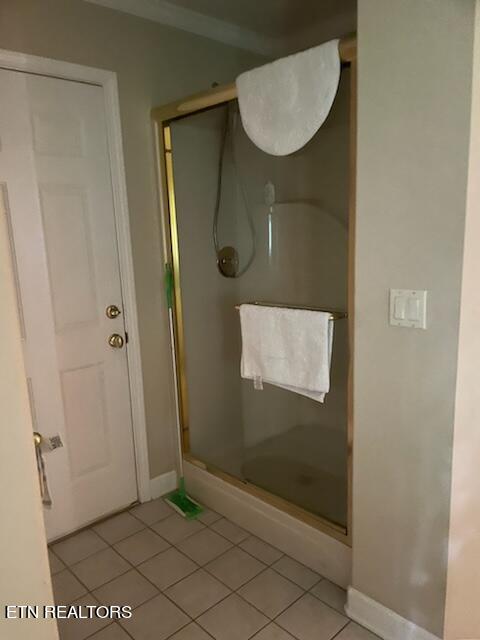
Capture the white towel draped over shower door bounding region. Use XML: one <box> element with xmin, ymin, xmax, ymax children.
<box><xmin>239</xmin><ymin>304</ymin><xmax>333</xmax><ymax>402</ymax></box>
<box><xmin>236</xmin><ymin>38</ymin><xmax>340</xmax><ymax>156</ymax></box>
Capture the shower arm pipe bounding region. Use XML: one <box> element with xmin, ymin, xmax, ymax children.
<box><xmin>151</xmin><ymin>35</ymin><xmax>356</xmax><ymax>123</ymax></box>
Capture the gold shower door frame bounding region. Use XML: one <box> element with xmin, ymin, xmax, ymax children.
<box><xmin>152</xmin><ymin>35</ymin><xmax>357</xmax><ymax>546</ymax></box>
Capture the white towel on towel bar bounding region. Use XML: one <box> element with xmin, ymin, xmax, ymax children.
<box><xmin>239</xmin><ymin>304</ymin><xmax>333</xmax><ymax>402</ymax></box>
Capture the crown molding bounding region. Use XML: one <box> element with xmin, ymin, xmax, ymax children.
<box><xmin>85</xmin><ymin>0</ymin><xmax>355</xmax><ymax>59</ymax></box>
<box><xmin>84</xmin><ymin>0</ymin><xmax>280</xmax><ymax>57</ymax></box>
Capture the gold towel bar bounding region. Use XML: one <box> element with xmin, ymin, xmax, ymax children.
<box><xmin>234</xmin><ymin>301</ymin><xmax>347</xmax><ymax>321</ymax></box>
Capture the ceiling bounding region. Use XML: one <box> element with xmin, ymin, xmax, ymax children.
<box><xmin>166</xmin><ymin>0</ymin><xmax>356</xmax><ymax>39</ymax></box>
<box><xmin>86</xmin><ymin>0</ymin><xmax>357</xmax><ymax>57</ymax></box>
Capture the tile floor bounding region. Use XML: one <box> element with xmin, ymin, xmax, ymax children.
<box><xmin>49</xmin><ymin>498</ymin><xmax>379</xmax><ymax>640</ymax></box>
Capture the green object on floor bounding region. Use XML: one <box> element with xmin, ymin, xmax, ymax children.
<box><xmin>164</xmin><ymin>262</ymin><xmax>202</xmax><ymax>519</ymax></box>
<box><xmin>165</xmin><ymin>477</ymin><xmax>203</xmax><ymax>520</ymax></box>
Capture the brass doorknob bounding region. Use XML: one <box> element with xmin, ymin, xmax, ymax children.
<box><xmin>106</xmin><ymin>304</ymin><xmax>121</xmax><ymax>319</ymax></box>
<box><xmin>108</xmin><ymin>333</ymin><xmax>124</xmax><ymax>349</ymax></box>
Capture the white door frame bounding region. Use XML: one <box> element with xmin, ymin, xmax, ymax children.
<box><xmin>0</xmin><ymin>48</ymin><xmax>152</xmax><ymax>503</ymax></box>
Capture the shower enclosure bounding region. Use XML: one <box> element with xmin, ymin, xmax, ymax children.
<box><xmin>153</xmin><ymin>36</ymin><xmax>355</xmax><ymax>542</ymax></box>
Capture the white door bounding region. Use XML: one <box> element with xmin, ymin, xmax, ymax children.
<box><xmin>0</xmin><ymin>68</ymin><xmax>138</xmax><ymax>541</ymax></box>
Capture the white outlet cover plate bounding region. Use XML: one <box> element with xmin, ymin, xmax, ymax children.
<box><xmin>389</xmin><ymin>289</ymin><xmax>427</xmax><ymax>329</ymax></box>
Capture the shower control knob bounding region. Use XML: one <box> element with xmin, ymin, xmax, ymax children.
<box><xmin>217</xmin><ymin>246</ymin><xmax>239</xmax><ymax>278</ymax></box>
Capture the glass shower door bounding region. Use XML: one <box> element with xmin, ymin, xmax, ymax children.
<box><xmin>167</xmin><ymin>69</ymin><xmax>350</xmax><ymax>530</ymax></box>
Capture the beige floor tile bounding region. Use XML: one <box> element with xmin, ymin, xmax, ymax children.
<box><xmin>165</xmin><ymin>569</ymin><xmax>231</xmax><ymax>617</ymax></box>
<box><xmin>93</xmin><ymin>569</ymin><xmax>158</xmax><ymax>610</ymax></box>
<box><xmin>89</xmin><ymin>623</ymin><xmax>131</xmax><ymax>639</ymax></box>
<box><xmin>49</xmin><ymin>549</ymin><xmax>66</xmax><ymax>575</ymax></box>
<box><xmin>276</xmin><ymin>593</ymin><xmax>348</xmax><ymax>640</ymax></box>
<box><xmin>114</xmin><ymin>528</ymin><xmax>170</xmax><ymax>565</ymax></box>
<box><xmin>52</xmin><ymin>529</ymin><xmax>108</xmax><ymax>566</ymax></box>
<box><xmin>272</xmin><ymin>556</ymin><xmax>321</xmax><ymax>590</ymax></box>
<box><xmin>197</xmin><ymin>594</ymin><xmax>268</xmax><ymax>640</ymax></box>
<box><xmin>138</xmin><ymin>547</ymin><xmax>197</xmax><ymax>590</ymax></box>
<box><xmin>239</xmin><ymin>537</ymin><xmax>283</xmax><ymax>565</ymax></box>
<box><xmin>119</xmin><ymin>593</ymin><xmax>189</xmax><ymax>640</ymax></box>
<box><xmin>93</xmin><ymin>513</ymin><xmax>145</xmax><ymax>544</ymax></box>
<box><xmin>311</xmin><ymin>579</ymin><xmax>347</xmax><ymax>614</ymax></box>
<box><xmin>52</xmin><ymin>569</ymin><xmax>87</xmax><ymax>604</ymax></box>
<box><xmin>209</xmin><ymin>518</ymin><xmax>250</xmax><ymax>544</ymax></box>
<box><xmin>238</xmin><ymin>568</ymin><xmax>303</xmax><ymax>618</ymax></box>
<box><xmin>251</xmin><ymin>623</ymin><xmax>296</xmax><ymax>639</ymax></box>
<box><xmin>176</xmin><ymin>528</ymin><xmax>232</xmax><ymax>565</ymax></box>
<box><xmin>205</xmin><ymin>547</ymin><xmax>266</xmax><ymax>590</ymax></box>
<box><xmin>334</xmin><ymin>622</ymin><xmax>382</xmax><ymax>640</ymax></box>
<box><xmin>169</xmin><ymin>622</ymin><xmax>213</xmax><ymax>639</ymax></box>
<box><xmin>151</xmin><ymin>513</ymin><xmax>205</xmax><ymax>544</ymax></box>
<box><xmin>70</xmin><ymin>548</ymin><xmax>130</xmax><ymax>591</ymax></box>
<box><xmin>129</xmin><ymin>498</ymin><xmax>174</xmax><ymax>525</ymax></box>
<box><xmin>57</xmin><ymin>594</ymin><xmax>110</xmax><ymax>640</ymax></box>
<box><xmin>197</xmin><ymin>509</ymin><xmax>222</xmax><ymax>525</ymax></box>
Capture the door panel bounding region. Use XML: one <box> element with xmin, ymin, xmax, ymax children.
<box><xmin>0</xmin><ymin>68</ymin><xmax>138</xmax><ymax>540</ymax></box>
<box><xmin>40</xmin><ymin>185</ymin><xmax>99</xmax><ymax>331</ymax></box>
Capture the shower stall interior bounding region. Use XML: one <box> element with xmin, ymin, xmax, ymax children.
<box><xmin>154</xmin><ymin>38</ymin><xmax>355</xmax><ymax>542</ymax></box>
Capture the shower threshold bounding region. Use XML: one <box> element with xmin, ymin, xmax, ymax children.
<box><xmin>184</xmin><ymin>453</ymin><xmax>349</xmax><ymax>545</ymax></box>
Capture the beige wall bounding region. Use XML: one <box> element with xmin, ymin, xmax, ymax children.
<box><xmin>0</xmin><ymin>0</ymin><xmax>263</xmax><ymax>478</ymax></box>
<box><xmin>353</xmin><ymin>0</ymin><xmax>475</xmax><ymax>636</ymax></box>
<box><xmin>0</xmin><ymin>194</ymin><xmax>58</xmax><ymax>638</ymax></box>
<box><xmin>444</xmin><ymin>2</ymin><xmax>480</xmax><ymax>638</ymax></box>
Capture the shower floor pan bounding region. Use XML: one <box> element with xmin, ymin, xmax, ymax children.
<box><xmin>194</xmin><ymin>423</ymin><xmax>348</xmax><ymax>530</ymax></box>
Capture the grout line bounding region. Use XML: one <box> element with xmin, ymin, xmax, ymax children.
<box><xmin>263</xmin><ymin>621</ymin><xmax>304</xmax><ymax>640</ymax></box>
<box><xmin>51</xmin><ymin>499</ymin><xmax>352</xmax><ymax>640</ymax></box>
<box><xmin>97</xmin><ymin>521</ymin><xmax>209</xmax><ymax>625</ymax></box>
<box><xmin>50</xmin><ymin>567</ymin><xmax>88</xmax><ymax>606</ymax></box>
<box><xmin>49</xmin><ymin>502</ymin><xmax>138</xmax><ymax>547</ymax></box>
<box><xmin>129</xmin><ymin>507</ymin><xmax>185</xmax><ymax>528</ymax></box>
<box><xmin>328</xmin><ymin>620</ymin><xmax>352</xmax><ymax>640</ymax></box>
<box><xmin>79</xmin><ymin>536</ymin><xmax>198</xmax><ymax>635</ymax></box>
<box><xmin>67</xmin><ymin>548</ymin><xmax>133</xmax><ymax>595</ymax></box>
<box><xmin>271</xmin><ymin>583</ymin><xmax>350</xmax><ymax>621</ymax></box>
<box><xmin>265</xmin><ymin>563</ymin><xmax>321</xmax><ymax>592</ymax></box>
<box><xmin>307</xmin><ymin>579</ymin><xmax>352</xmax><ymax>617</ymax></box>
<box><xmin>47</xmin><ymin>545</ymin><xmax>65</xmax><ymax>566</ymax></box>
<box><xmin>50</xmin><ymin>533</ymin><xmax>110</xmax><ymax>565</ymax></box>
<box><xmin>184</xmin><ymin>515</ymin><xmax>352</xmax><ymax>629</ymax></box>
<box><xmin>120</xmin><ymin>537</ymin><xmax>267</xmax><ymax>627</ymax></box>
<box><xmin>163</xmin><ymin>618</ymin><xmax>218</xmax><ymax>640</ymax></box>
<box><xmin>92</xmin><ymin>522</ymin><xmax>147</xmax><ymax>547</ymax></box>
<box><xmin>220</xmin><ymin>536</ymin><xmax>323</xmax><ymax>602</ymax></box>
<box><xmin>83</xmin><ymin>621</ymin><xmax>136</xmax><ymax>640</ymax></box>
<box><xmin>126</xmin><ymin>558</ymin><xmax>198</xmax><ymax>599</ymax></box>
<box><xmin>239</xmin><ymin>545</ymin><xmax>286</xmax><ymax>566</ymax></box>
<box><xmin>161</xmin><ymin>538</ymin><xmax>304</xmax><ymax>625</ymax></box>
<box><xmin>83</xmin><ymin>511</ymin><xmax>297</xmax><ymax>621</ymax></box>
<box><xmin>49</xmin><ymin>540</ymin><xmax>107</xmax><ymax>566</ymax></box>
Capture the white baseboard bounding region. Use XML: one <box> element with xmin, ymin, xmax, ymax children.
<box><xmin>346</xmin><ymin>588</ymin><xmax>441</xmax><ymax>640</ymax></box>
<box><xmin>184</xmin><ymin>460</ymin><xmax>351</xmax><ymax>588</ymax></box>
<box><xmin>149</xmin><ymin>470</ymin><xmax>177</xmax><ymax>500</ymax></box>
